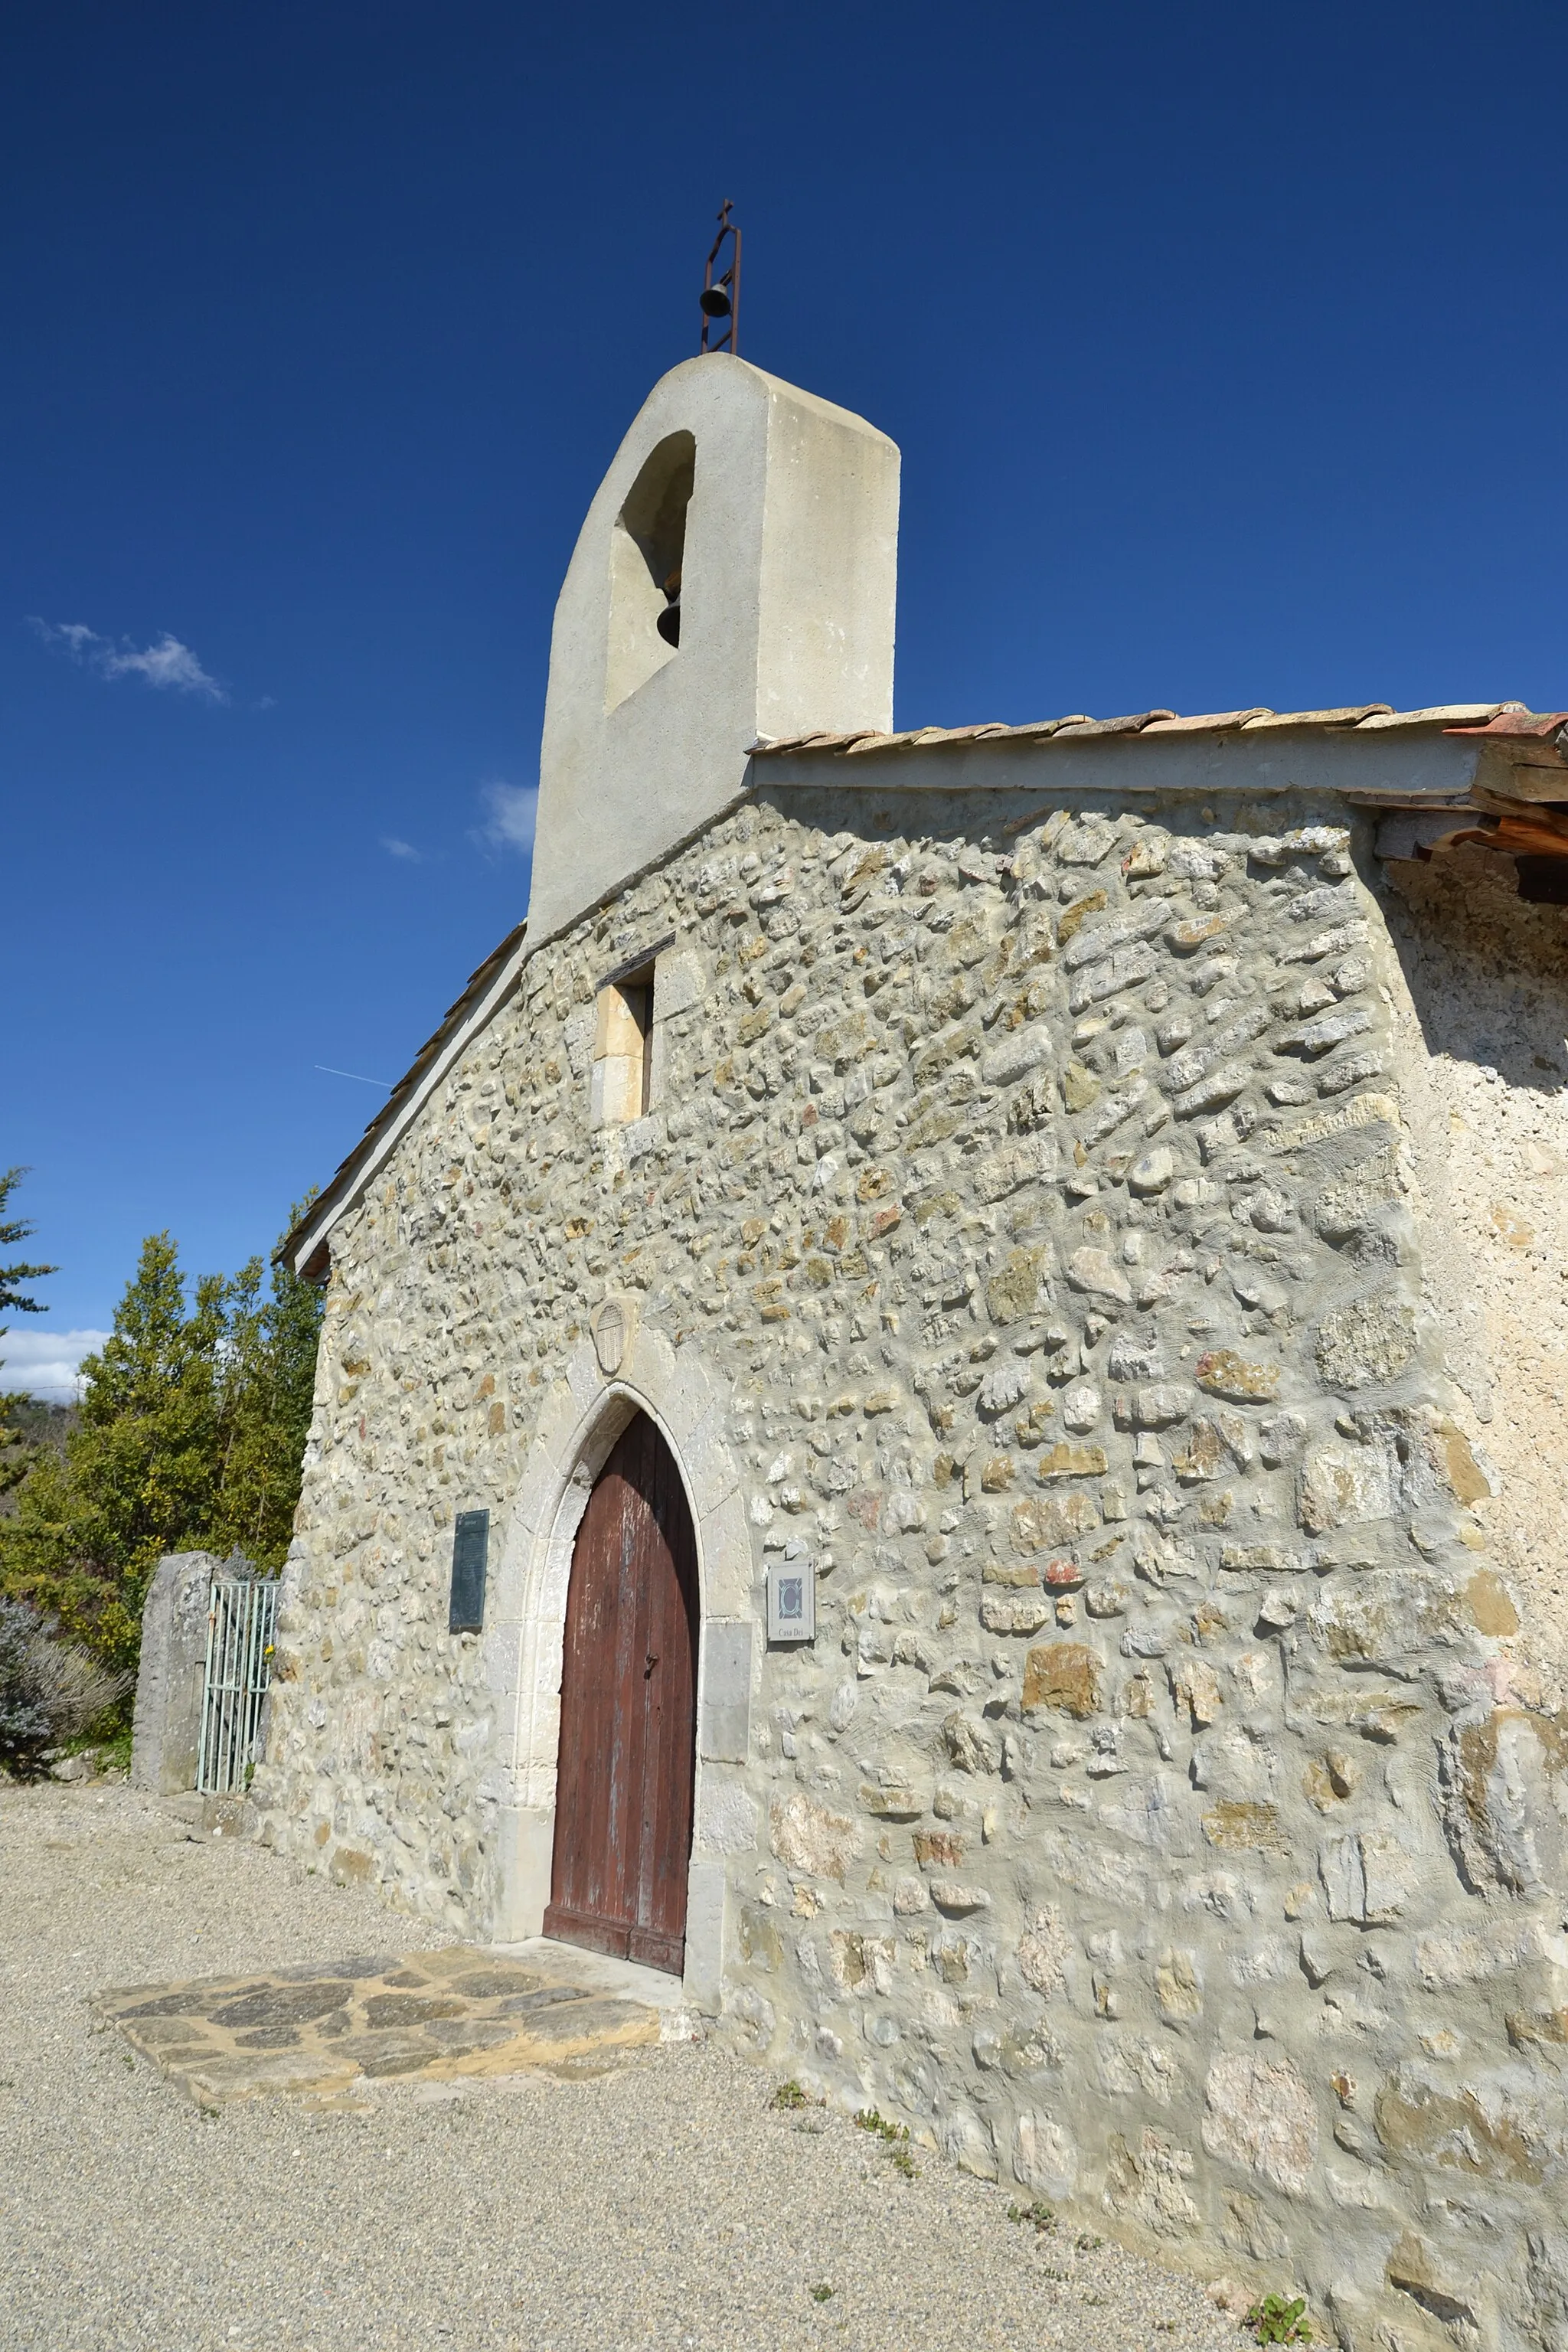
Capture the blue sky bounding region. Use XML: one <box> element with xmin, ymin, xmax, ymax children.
<box><xmin>4</xmin><ymin>0</ymin><xmax>1566</xmax><ymax>1393</ymax></box>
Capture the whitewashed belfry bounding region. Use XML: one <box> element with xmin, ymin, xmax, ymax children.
<box><xmin>528</xmin><ymin>354</ymin><xmax>899</xmax><ymax>939</ymax></box>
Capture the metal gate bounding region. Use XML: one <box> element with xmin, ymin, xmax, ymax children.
<box><xmin>198</xmin><ymin>1573</ymin><xmax>279</xmax><ymax>1795</ymax></box>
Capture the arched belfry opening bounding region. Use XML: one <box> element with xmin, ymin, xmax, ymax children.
<box><xmin>543</xmin><ymin>1410</ymin><xmax>699</xmax><ymax>1975</ymax></box>
<box><xmin>604</xmin><ymin>430</ymin><xmax>695</xmax><ymax>712</ymax></box>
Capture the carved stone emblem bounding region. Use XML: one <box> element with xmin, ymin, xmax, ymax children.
<box><xmin>591</xmin><ymin>1298</ymin><xmax>628</xmax><ymax>1376</ymax></box>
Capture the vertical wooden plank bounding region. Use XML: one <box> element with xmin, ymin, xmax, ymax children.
<box><xmin>547</xmin><ymin>1440</ymin><xmax>634</xmax><ymax>1955</ymax></box>
<box><xmin>629</xmin><ymin>1416</ymin><xmax>697</xmax><ymax>1973</ymax></box>
<box><xmin>548</xmin><ymin>1475</ymin><xmax>596</xmax><ymax>1941</ymax></box>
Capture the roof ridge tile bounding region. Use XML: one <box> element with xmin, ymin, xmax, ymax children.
<box><xmin>1142</xmin><ymin>708</ymin><xmax>1272</xmax><ymax>733</ymax></box>
<box><xmin>1242</xmin><ymin>704</ymin><xmax>1394</xmax><ymax>730</ymax></box>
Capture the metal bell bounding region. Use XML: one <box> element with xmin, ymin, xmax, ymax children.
<box><xmin>699</xmin><ymin>280</ymin><xmax>732</xmax><ymax>318</ymax></box>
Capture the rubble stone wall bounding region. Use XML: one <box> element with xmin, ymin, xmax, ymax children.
<box><xmin>256</xmin><ymin>777</ymin><xmax>1568</xmax><ymax>2350</ymax></box>
<box><xmin>1380</xmin><ymin>845</ymin><xmax>1568</xmax><ymax>1718</ymax></box>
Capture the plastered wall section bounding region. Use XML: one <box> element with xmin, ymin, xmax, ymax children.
<box><xmin>255</xmin><ymin>784</ymin><xmax>1568</xmax><ymax>2352</ymax></box>
<box><xmin>1378</xmin><ymin>846</ymin><xmax>1568</xmax><ymax>1720</ymax></box>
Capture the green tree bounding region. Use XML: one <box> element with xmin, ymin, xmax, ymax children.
<box><xmin>207</xmin><ymin>1230</ymin><xmax>325</xmax><ymax>1568</ymax></box>
<box><xmin>0</xmin><ymin>1167</ymin><xmax>57</xmax><ymax>1501</ymax></box>
<box><xmin>0</xmin><ymin>1234</ymin><xmax>225</xmax><ymax>1665</ymax></box>
<box><xmin>0</xmin><ymin>1207</ymin><xmax>323</xmax><ymax>1674</ymax></box>
<box><xmin>0</xmin><ymin>1166</ymin><xmax>57</xmax><ymax>1322</ymax></box>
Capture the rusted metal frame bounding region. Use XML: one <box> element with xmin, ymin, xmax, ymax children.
<box><xmin>699</xmin><ymin>200</ymin><xmax>740</xmax><ymax>356</ymax></box>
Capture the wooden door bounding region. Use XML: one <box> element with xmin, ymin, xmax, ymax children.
<box><xmin>544</xmin><ymin>1412</ymin><xmax>698</xmax><ymax>1974</ymax></box>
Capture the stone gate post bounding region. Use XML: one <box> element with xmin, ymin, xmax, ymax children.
<box><xmin>129</xmin><ymin>1550</ymin><xmax>223</xmax><ymax>1795</ymax></box>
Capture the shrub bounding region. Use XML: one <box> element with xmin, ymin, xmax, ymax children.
<box><xmin>853</xmin><ymin>2107</ymin><xmax>920</xmax><ymax>2176</ymax></box>
<box><xmin>0</xmin><ymin>1596</ymin><xmax>132</xmax><ymax>1774</ymax></box>
<box><xmin>1008</xmin><ymin>2200</ymin><xmax>1058</xmax><ymax>2233</ymax></box>
<box><xmin>1245</xmin><ymin>2293</ymin><xmax>1313</xmax><ymax>2345</ymax></box>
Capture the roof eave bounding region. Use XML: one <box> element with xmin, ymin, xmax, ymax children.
<box><xmin>278</xmin><ymin>918</ymin><xmax>530</xmax><ymax>1284</ymax></box>
<box><xmin>750</xmin><ymin>703</ymin><xmax>1522</xmax><ymax>763</ymax></box>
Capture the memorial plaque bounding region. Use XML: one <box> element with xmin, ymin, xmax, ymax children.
<box><xmin>449</xmin><ymin>1509</ymin><xmax>489</xmax><ymax>1633</ymax></box>
<box><xmin>766</xmin><ymin>1557</ymin><xmax>815</xmax><ymax>1643</ymax></box>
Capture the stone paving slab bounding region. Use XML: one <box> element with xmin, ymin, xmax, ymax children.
<box><xmin>93</xmin><ymin>1944</ymin><xmax>661</xmax><ymax>2106</ymax></box>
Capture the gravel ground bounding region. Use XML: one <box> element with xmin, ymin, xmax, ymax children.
<box><xmin>1</xmin><ymin>1781</ymin><xmax>1245</xmax><ymax>2352</ymax></box>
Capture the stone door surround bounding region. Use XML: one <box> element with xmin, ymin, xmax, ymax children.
<box><xmin>481</xmin><ymin>1312</ymin><xmax>756</xmax><ymax>2011</ymax></box>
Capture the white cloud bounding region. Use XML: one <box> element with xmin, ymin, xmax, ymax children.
<box><xmin>381</xmin><ymin>835</ymin><xmax>423</xmax><ymax>862</ymax></box>
<box><xmin>107</xmin><ymin>635</ymin><xmax>220</xmax><ymax>694</ymax></box>
<box><xmin>29</xmin><ymin>617</ymin><xmax>227</xmax><ymax>703</ymax></box>
<box><xmin>0</xmin><ymin>1326</ymin><xmax>110</xmax><ymax>1402</ymax></box>
<box><xmin>475</xmin><ymin>779</ymin><xmax>538</xmax><ymax>857</ymax></box>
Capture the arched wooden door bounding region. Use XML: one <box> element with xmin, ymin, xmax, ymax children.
<box><xmin>544</xmin><ymin>1412</ymin><xmax>698</xmax><ymax>1975</ymax></box>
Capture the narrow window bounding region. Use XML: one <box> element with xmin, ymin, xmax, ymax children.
<box><xmin>591</xmin><ymin>968</ymin><xmax>655</xmax><ymax>1125</ymax></box>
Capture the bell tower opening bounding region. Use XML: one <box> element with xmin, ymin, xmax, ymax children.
<box><xmin>604</xmin><ymin>430</ymin><xmax>695</xmax><ymax>712</ymax></box>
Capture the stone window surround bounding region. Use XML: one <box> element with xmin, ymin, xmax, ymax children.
<box><xmin>479</xmin><ymin>1315</ymin><xmax>756</xmax><ymax>2011</ymax></box>
<box><xmin>589</xmin><ymin>940</ymin><xmax>707</xmax><ymax>1132</ymax></box>
<box><xmin>590</xmin><ymin>968</ymin><xmax>656</xmax><ymax>1126</ymax></box>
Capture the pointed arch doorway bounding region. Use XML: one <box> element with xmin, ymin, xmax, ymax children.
<box><xmin>543</xmin><ymin>1410</ymin><xmax>699</xmax><ymax>1975</ymax></box>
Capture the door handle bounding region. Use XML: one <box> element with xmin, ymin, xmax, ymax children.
<box><xmin>644</xmin><ymin>1651</ymin><xmax>659</xmax><ymax>1677</ymax></box>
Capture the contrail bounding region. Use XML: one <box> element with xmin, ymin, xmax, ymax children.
<box><xmin>315</xmin><ymin>1065</ymin><xmax>391</xmax><ymax>1089</ymax></box>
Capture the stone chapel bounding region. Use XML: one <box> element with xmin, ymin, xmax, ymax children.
<box><xmin>256</xmin><ymin>351</ymin><xmax>1568</xmax><ymax>2347</ymax></box>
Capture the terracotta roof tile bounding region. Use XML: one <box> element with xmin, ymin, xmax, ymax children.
<box><xmin>749</xmin><ymin>701</ymin><xmax>1520</xmax><ymax>761</ymax></box>
<box><xmin>1240</xmin><ymin>704</ymin><xmax>1394</xmax><ymax>730</ymax></box>
<box><xmin>1361</xmin><ymin>703</ymin><xmax>1514</xmax><ymax>730</ymax></box>
<box><xmin>1443</xmin><ymin>707</ymin><xmax>1564</xmax><ymax>738</ymax></box>
<box><xmin>1050</xmin><ymin>710</ymin><xmax>1178</xmax><ymax>738</ymax></box>
<box><xmin>844</xmin><ymin>727</ymin><xmax>923</xmax><ymax>752</ymax></box>
<box><xmin>1141</xmin><ymin>709</ymin><xmax>1273</xmax><ymax>733</ymax></box>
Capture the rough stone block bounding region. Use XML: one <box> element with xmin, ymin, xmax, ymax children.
<box><xmin>1194</xmin><ymin>1351</ymin><xmax>1279</xmax><ymax>1403</ymax></box>
<box><xmin>1297</xmin><ymin>1442</ymin><xmax>1393</xmax><ymax>1532</ymax></box>
<box><xmin>1201</xmin><ymin>2050</ymin><xmax>1318</xmax><ymax>2195</ymax></box>
<box><xmin>693</xmin><ymin>1769</ymin><xmax>758</xmax><ymax>1856</ymax></box>
<box><xmin>1021</xmin><ymin>1642</ymin><xmax>1102</xmax><ymax>1718</ymax></box>
<box><xmin>1318</xmin><ymin>1830</ymin><xmax>1418</xmax><ymax>1922</ymax></box>
<box><xmin>130</xmin><ymin>1552</ymin><xmax>224</xmax><ymax>1796</ymax></box>
<box><xmin>1103</xmin><ymin>2127</ymin><xmax>1202</xmax><ymax>2237</ymax></box>
<box><xmin>1012</xmin><ymin>2110</ymin><xmax>1077</xmax><ymax>2198</ymax></box>
<box><xmin>653</xmin><ymin>946</ymin><xmax>707</xmax><ymax>1022</ymax></box>
<box><xmin>769</xmin><ymin>1791</ymin><xmax>857</xmax><ymax>1883</ymax></box>
<box><xmin>1315</xmin><ymin>1289</ymin><xmax>1418</xmax><ymax>1391</ymax></box>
